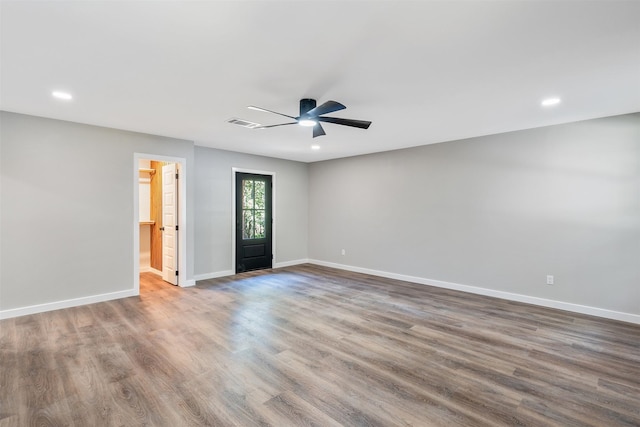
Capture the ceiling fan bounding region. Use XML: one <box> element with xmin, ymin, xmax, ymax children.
<box><xmin>247</xmin><ymin>98</ymin><xmax>372</xmax><ymax>138</ymax></box>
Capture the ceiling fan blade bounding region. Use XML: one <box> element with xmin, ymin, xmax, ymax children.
<box><xmin>313</xmin><ymin>123</ymin><xmax>326</xmax><ymax>138</ymax></box>
<box><xmin>305</xmin><ymin>100</ymin><xmax>346</xmax><ymax>117</ymax></box>
<box><xmin>247</xmin><ymin>105</ymin><xmax>296</xmax><ymax>120</ymax></box>
<box><xmin>256</xmin><ymin>122</ymin><xmax>298</xmax><ymax>129</ymax></box>
<box><xmin>318</xmin><ymin>116</ymin><xmax>372</xmax><ymax>129</ymax></box>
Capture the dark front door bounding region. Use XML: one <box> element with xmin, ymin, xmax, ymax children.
<box><xmin>236</xmin><ymin>172</ymin><xmax>273</xmax><ymax>273</ymax></box>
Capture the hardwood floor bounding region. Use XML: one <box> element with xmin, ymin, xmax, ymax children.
<box><xmin>1</xmin><ymin>264</ymin><xmax>639</xmax><ymax>426</ymax></box>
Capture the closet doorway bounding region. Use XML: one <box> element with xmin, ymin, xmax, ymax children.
<box><xmin>134</xmin><ymin>154</ymin><xmax>186</xmax><ymax>293</ymax></box>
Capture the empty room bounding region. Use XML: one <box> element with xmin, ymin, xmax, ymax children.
<box><xmin>1</xmin><ymin>1</ymin><xmax>639</xmax><ymax>426</ymax></box>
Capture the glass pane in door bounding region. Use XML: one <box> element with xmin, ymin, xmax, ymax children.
<box><xmin>242</xmin><ymin>178</ymin><xmax>266</xmax><ymax>240</ymax></box>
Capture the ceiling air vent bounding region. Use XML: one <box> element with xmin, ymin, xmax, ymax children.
<box><xmin>227</xmin><ymin>118</ymin><xmax>261</xmax><ymax>129</ymax></box>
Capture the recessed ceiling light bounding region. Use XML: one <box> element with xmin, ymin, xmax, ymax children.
<box><xmin>52</xmin><ymin>91</ymin><xmax>73</xmax><ymax>100</ymax></box>
<box><xmin>298</xmin><ymin>119</ymin><xmax>317</xmax><ymax>127</ymax></box>
<box><xmin>541</xmin><ymin>97</ymin><xmax>561</xmax><ymax>107</ymax></box>
<box><xmin>311</xmin><ymin>145</ymin><xmax>320</xmax><ymax>150</ymax></box>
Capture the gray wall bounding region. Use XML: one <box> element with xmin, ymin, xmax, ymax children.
<box><xmin>2</xmin><ymin>110</ymin><xmax>638</xmax><ymax>319</ymax></box>
<box><xmin>309</xmin><ymin>113</ymin><xmax>640</xmax><ymax>315</ymax></box>
<box><xmin>0</xmin><ymin>111</ymin><xmax>195</xmax><ymax>310</ymax></box>
<box><xmin>0</xmin><ymin>112</ymin><xmax>310</xmax><ymax>313</ymax></box>
<box><xmin>194</xmin><ymin>146</ymin><xmax>308</xmax><ymax>277</ymax></box>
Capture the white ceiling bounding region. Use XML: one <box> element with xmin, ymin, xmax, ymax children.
<box><xmin>1</xmin><ymin>1</ymin><xmax>639</xmax><ymax>163</ymax></box>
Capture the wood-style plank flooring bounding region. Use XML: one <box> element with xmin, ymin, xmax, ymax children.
<box><xmin>1</xmin><ymin>264</ymin><xmax>639</xmax><ymax>426</ymax></box>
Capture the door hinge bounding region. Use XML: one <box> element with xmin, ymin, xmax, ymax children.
<box><xmin>176</xmin><ymin>173</ymin><xmax>179</xmax><ymax>180</ymax></box>
<box><xmin>175</xmin><ymin>225</ymin><xmax>179</xmax><ymax>231</ymax></box>
<box><xmin>175</xmin><ymin>270</ymin><xmax>179</xmax><ymax>276</ymax></box>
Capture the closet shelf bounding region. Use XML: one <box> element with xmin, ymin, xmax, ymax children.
<box><xmin>139</xmin><ymin>221</ymin><xmax>155</xmax><ymax>225</ymax></box>
<box><xmin>139</xmin><ymin>168</ymin><xmax>156</xmax><ymax>175</ymax></box>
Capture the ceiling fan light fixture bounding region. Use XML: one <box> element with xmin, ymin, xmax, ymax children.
<box><xmin>298</xmin><ymin>119</ymin><xmax>317</xmax><ymax>127</ymax></box>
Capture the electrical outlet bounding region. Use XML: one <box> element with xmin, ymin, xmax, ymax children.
<box><xmin>546</xmin><ymin>275</ymin><xmax>554</xmax><ymax>285</ymax></box>
<box><xmin>341</xmin><ymin>249</ymin><xmax>346</xmax><ymax>256</ymax></box>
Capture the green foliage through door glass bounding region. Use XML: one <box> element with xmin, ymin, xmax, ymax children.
<box><xmin>242</xmin><ymin>179</ymin><xmax>266</xmax><ymax>239</ymax></box>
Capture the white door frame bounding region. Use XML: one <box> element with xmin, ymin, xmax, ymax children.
<box><xmin>133</xmin><ymin>153</ymin><xmax>188</xmax><ymax>293</ymax></box>
<box><xmin>231</xmin><ymin>167</ymin><xmax>276</xmax><ymax>273</ymax></box>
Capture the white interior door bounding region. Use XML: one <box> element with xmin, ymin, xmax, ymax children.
<box><xmin>162</xmin><ymin>163</ymin><xmax>178</xmax><ymax>285</ymax></box>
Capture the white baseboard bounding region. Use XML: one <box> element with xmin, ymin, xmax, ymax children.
<box><xmin>192</xmin><ymin>260</ymin><xmax>309</xmax><ymax>282</ymax></box>
<box><xmin>139</xmin><ymin>267</ymin><xmax>162</xmax><ymax>276</ymax></box>
<box><xmin>193</xmin><ymin>270</ymin><xmax>234</xmax><ymax>282</ymax></box>
<box><xmin>7</xmin><ymin>261</ymin><xmax>635</xmax><ymax>325</ymax></box>
<box><xmin>180</xmin><ymin>279</ymin><xmax>196</xmax><ymax>288</ymax></box>
<box><xmin>0</xmin><ymin>289</ymin><xmax>138</xmax><ymax>320</ymax></box>
<box><xmin>274</xmin><ymin>258</ymin><xmax>310</xmax><ymax>269</ymax></box>
<box><xmin>308</xmin><ymin>259</ymin><xmax>640</xmax><ymax>325</ymax></box>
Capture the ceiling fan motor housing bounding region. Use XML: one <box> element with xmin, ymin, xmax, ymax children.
<box><xmin>300</xmin><ymin>98</ymin><xmax>317</xmax><ymax>117</ymax></box>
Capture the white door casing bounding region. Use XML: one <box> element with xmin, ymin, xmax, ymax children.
<box><xmin>162</xmin><ymin>163</ymin><xmax>178</xmax><ymax>285</ymax></box>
